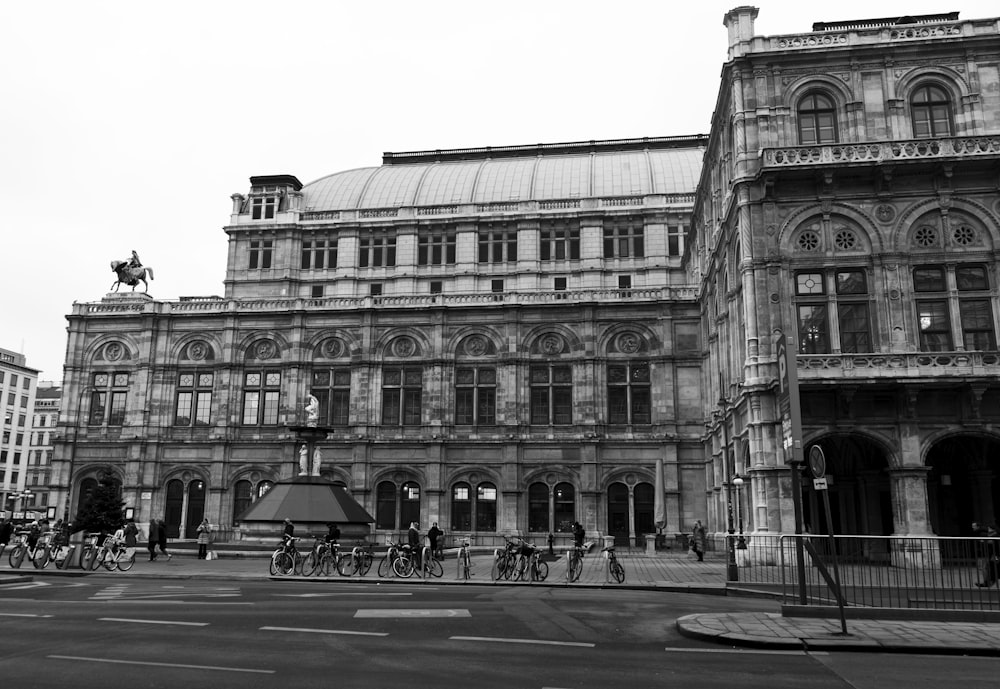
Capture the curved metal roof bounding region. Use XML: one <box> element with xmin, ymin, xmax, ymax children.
<box><xmin>302</xmin><ymin>146</ymin><xmax>704</xmax><ymax>211</ymax></box>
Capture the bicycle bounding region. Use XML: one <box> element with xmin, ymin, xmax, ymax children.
<box><xmin>522</xmin><ymin>542</ymin><xmax>549</xmax><ymax>582</ymax></box>
<box><xmin>491</xmin><ymin>536</ymin><xmax>520</xmax><ymax>581</ymax></box>
<box><xmin>603</xmin><ymin>545</ymin><xmax>625</xmax><ymax>583</ymax></box>
<box><xmin>8</xmin><ymin>531</ymin><xmax>54</xmax><ymax>570</ymax></box>
<box><xmin>457</xmin><ymin>538</ymin><xmax>473</xmax><ymax>580</ymax></box>
<box><xmin>392</xmin><ymin>544</ymin><xmax>419</xmax><ymax>578</ymax></box>
<box><xmin>377</xmin><ymin>540</ymin><xmax>401</xmax><ymax>577</ymax></box>
<box><xmin>423</xmin><ymin>546</ymin><xmax>443</xmax><ymax>578</ymax></box>
<box><xmin>567</xmin><ymin>544</ymin><xmax>586</xmax><ymax>582</ymax></box>
<box><xmin>270</xmin><ymin>536</ymin><xmax>301</xmax><ymax>576</ymax></box>
<box><xmin>340</xmin><ymin>542</ymin><xmax>374</xmax><ymax>577</ymax></box>
<box><xmin>80</xmin><ymin>532</ymin><xmax>103</xmax><ymax>570</ymax></box>
<box><xmin>301</xmin><ymin>538</ymin><xmax>342</xmax><ymax>577</ymax></box>
<box><xmin>97</xmin><ymin>535</ymin><xmax>136</xmax><ymax>572</ymax></box>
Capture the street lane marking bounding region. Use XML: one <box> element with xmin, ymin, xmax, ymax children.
<box><xmin>261</xmin><ymin>626</ymin><xmax>388</xmax><ymax>637</ymax></box>
<box><xmin>98</xmin><ymin>617</ymin><xmax>208</xmax><ymax>627</ymax></box>
<box><xmin>0</xmin><ymin>612</ymin><xmax>54</xmax><ymax>618</ymax></box>
<box><xmin>0</xmin><ymin>581</ymin><xmax>51</xmax><ymax>590</ymax></box>
<box><xmin>356</xmin><ymin>609</ymin><xmax>470</xmax><ymax>618</ymax></box>
<box><xmin>663</xmin><ymin>647</ymin><xmax>827</xmax><ymax>656</ymax></box>
<box><xmin>275</xmin><ymin>592</ymin><xmax>412</xmax><ymax>597</ymax></box>
<box><xmin>47</xmin><ymin>655</ymin><xmax>273</xmax><ymax>674</ymax></box>
<box><xmin>450</xmin><ymin>636</ymin><xmax>594</xmax><ymax>648</ymax></box>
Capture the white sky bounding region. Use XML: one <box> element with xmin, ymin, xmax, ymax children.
<box><xmin>2</xmin><ymin>0</ymin><xmax>995</xmax><ymax>383</ymax></box>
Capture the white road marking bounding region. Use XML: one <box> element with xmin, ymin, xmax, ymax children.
<box><xmin>275</xmin><ymin>592</ymin><xmax>412</xmax><ymax>597</ymax></box>
<box><xmin>356</xmin><ymin>608</ymin><xmax>470</xmax><ymax>618</ymax></box>
<box><xmin>260</xmin><ymin>626</ymin><xmax>388</xmax><ymax>637</ymax></box>
<box><xmin>97</xmin><ymin>617</ymin><xmax>208</xmax><ymax>627</ymax></box>
<box><xmin>47</xmin><ymin>655</ymin><xmax>273</xmax><ymax>674</ymax></box>
<box><xmin>663</xmin><ymin>646</ymin><xmax>827</xmax><ymax>656</ymax></box>
<box><xmin>0</xmin><ymin>612</ymin><xmax>54</xmax><ymax>618</ymax></box>
<box><xmin>0</xmin><ymin>581</ymin><xmax>51</xmax><ymax>590</ymax></box>
<box><xmin>450</xmin><ymin>636</ymin><xmax>594</xmax><ymax>648</ymax></box>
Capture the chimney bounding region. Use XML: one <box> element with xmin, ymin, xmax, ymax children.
<box><xmin>723</xmin><ymin>6</ymin><xmax>759</xmax><ymax>59</ymax></box>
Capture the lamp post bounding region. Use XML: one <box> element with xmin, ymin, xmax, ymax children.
<box><xmin>16</xmin><ymin>489</ymin><xmax>33</xmax><ymax>522</ymax></box>
<box><xmin>733</xmin><ymin>475</ymin><xmax>747</xmax><ymax>549</ymax></box>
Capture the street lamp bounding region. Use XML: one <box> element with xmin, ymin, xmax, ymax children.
<box><xmin>733</xmin><ymin>475</ymin><xmax>747</xmax><ymax>549</ymax></box>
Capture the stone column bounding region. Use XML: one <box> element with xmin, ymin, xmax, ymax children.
<box><xmin>888</xmin><ymin>466</ymin><xmax>938</xmax><ymax>569</ymax></box>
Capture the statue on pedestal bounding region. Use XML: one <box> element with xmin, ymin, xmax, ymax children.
<box><xmin>298</xmin><ymin>444</ymin><xmax>309</xmax><ymax>476</ymax></box>
<box><xmin>305</xmin><ymin>394</ymin><xmax>319</xmax><ymax>427</ymax></box>
<box><xmin>312</xmin><ymin>447</ymin><xmax>322</xmax><ymax>476</ymax></box>
<box><xmin>110</xmin><ymin>250</ymin><xmax>155</xmax><ymax>293</ymax></box>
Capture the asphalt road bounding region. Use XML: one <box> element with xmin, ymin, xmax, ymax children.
<box><xmin>0</xmin><ymin>575</ymin><xmax>997</xmax><ymax>688</ymax></box>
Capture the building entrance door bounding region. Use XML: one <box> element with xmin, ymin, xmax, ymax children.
<box><xmin>607</xmin><ymin>483</ymin><xmax>629</xmax><ymax>545</ymax></box>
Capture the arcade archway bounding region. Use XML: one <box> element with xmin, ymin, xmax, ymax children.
<box><xmin>927</xmin><ymin>434</ymin><xmax>1000</xmax><ymax>536</ymax></box>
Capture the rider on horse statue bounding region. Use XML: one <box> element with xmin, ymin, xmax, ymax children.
<box><xmin>110</xmin><ymin>250</ymin><xmax>154</xmax><ymax>292</ymax></box>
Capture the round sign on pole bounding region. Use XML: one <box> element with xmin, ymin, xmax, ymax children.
<box><xmin>808</xmin><ymin>445</ymin><xmax>826</xmax><ymax>479</ymax></box>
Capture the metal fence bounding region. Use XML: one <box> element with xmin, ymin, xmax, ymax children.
<box><xmin>727</xmin><ymin>534</ymin><xmax>1000</xmax><ymax>611</ymax></box>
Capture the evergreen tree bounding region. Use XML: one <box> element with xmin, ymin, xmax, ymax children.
<box><xmin>73</xmin><ymin>470</ymin><xmax>125</xmax><ymax>535</ymax></box>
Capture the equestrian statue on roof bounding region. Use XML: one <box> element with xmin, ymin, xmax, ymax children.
<box><xmin>110</xmin><ymin>250</ymin><xmax>154</xmax><ymax>293</ymax></box>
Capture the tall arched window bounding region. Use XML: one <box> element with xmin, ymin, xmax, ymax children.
<box><xmin>911</xmin><ymin>84</ymin><xmax>953</xmax><ymax>138</ymax></box>
<box><xmin>634</xmin><ymin>482</ymin><xmax>655</xmax><ymax>535</ymax></box>
<box><xmin>476</xmin><ymin>483</ymin><xmax>497</xmax><ymax>531</ymax></box>
<box><xmin>164</xmin><ymin>479</ymin><xmax>184</xmax><ymax>538</ymax></box>
<box><xmin>400</xmin><ymin>481</ymin><xmax>420</xmax><ymax>528</ymax></box>
<box><xmin>451</xmin><ymin>482</ymin><xmax>471</xmax><ymax>531</ymax></box>
<box><xmin>528</xmin><ymin>482</ymin><xmax>549</xmax><ymax>532</ymax></box>
<box><xmin>376</xmin><ymin>481</ymin><xmax>396</xmax><ymax>530</ymax></box>
<box><xmin>186</xmin><ymin>479</ymin><xmax>206</xmax><ymax>536</ymax></box>
<box><xmin>232</xmin><ymin>480</ymin><xmax>252</xmax><ymax>524</ymax></box>
<box><xmin>450</xmin><ymin>481</ymin><xmax>497</xmax><ymax>532</ymax></box>
<box><xmin>554</xmin><ymin>482</ymin><xmax>575</xmax><ymax>533</ymax></box>
<box><xmin>798</xmin><ymin>92</ymin><xmax>837</xmax><ymax>144</ymax></box>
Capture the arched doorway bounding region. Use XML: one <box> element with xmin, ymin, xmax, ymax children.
<box><xmin>802</xmin><ymin>435</ymin><xmax>892</xmax><ymax>536</ymax></box>
<box><xmin>607</xmin><ymin>483</ymin><xmax>629</xmax><ymax>545</ymax></box>
<box><xmin>634</xmin><ymin>482</ymin><xmax>654</xmax><ymax>538</ymax></box>
<box><xmin>185</xmin><ymin>479</ymin><xmax>206</xmax><ymax>536</ymax></box>
<box><xmin>165</xmin><ymin>479</ymin><xmax>184</xmax><ymax>538</ymax></box>
<box><xmin>927</xmin><ymin>434</ymin><xmax>1000</xmax><ymax>536</ymax></box>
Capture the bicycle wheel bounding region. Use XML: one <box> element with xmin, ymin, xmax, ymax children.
<box><xmin>102</xmin><ymin>550</ymin><xmax>118</xmax><ymax>571</ymax></box>
<box><xmin>268</xmin><ymin>550</ymin><xmax>281</xmax><ymax>575</ymax></box>
<box><xmin>358</xmin><ymin>552</ymin><xmax>373</xmax><ymax>576</ymax></box>
<box><xmin>533</xmin><ymin>559</ymin><xmax>549</xmax><ymax>582</ymax></box>
<box><xmin>392</xmin><ymin>556</ymin><xmax>413</xmax><ymax>578</ymax></box>
<box><xmin>8</xmin><ymin>546</ymin><xmax>25</xmax><ymax>569</ymax></box>
<box><xmin>569</xmin><ymin>554</ymin><xmax>583</xmax><ymax>582</ymax></box>
<box><xmin>460</xmin><ymin>552</ymin><xmax>472</xmax><ymax>579</ymax></box>
<box><xmin>514</xmin><ymin>554</ymin><xmax>530</xmax><ymax>581</ymax></box>
<box><xmin>490</xmin><ymin>553</ymin><xmax>504</xmax><ymax>581</ymax></box>
<box><xmin>377</xmin><ymin>555</ymin><xmax>392</xmax><ymax>578</ymax></box>
<box><xmin>32</xmin><ymin>546</ymin><xmax>51</xmax><ymax>569</ymax></box>
<box><xmin>610</xmin><ymin>559</ymin><xmax>625</xmax><ymax>583</ymax></box>
<box><xmin>338</xmin><ymin>553</ymin><xmax>357</xmax><ymax>577</ymax></box>
<box><xmin>301</xmin><ymin>551</ymin><xmax>320</xmax><ymax>577</ymax></box>
<box><xmin>427</xmin><ymin>556</ymin><xmax>443</xmax><ymax>578</ymax></box>
<box><xmin>117</xmin><ymin>554</ymin><xmax>136</xmax><ymax>572</ymax></box>
<box><xmin>275</xmin><ymin>552</ymin><xmax>295</xmax><ymax>576</ymax></box>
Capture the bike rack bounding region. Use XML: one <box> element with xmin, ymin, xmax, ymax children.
<box><xmin>565</xmin><ymin>548</ymin><xmax>574</xmax><ymax>583</ymax></box>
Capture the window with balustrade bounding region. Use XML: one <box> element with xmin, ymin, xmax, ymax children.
<box><xmin>89</xmin><ymin>372</ymin><xmax>129</xmax><ymax>426</ymax></box>
<box><xmin>359</xmin><ymin>231</ymin><xmax>397</xmax><ymax>268</ymax></box>
<box><xmin>455</xmin><ymin>367</ymin><xmax>496</xmax><ymax>426</ymax></box>
<box><xmin>418</xmin><ymin>228</ymin><xmax>457</xmax><ymax>265</ymax></box>
<box><xmin>794</xmin><ymin>269</ymin><xmax>872</xmax><ymax>354</ymax></box>
<box><xmin>915</xmin><ymin>264</ymin><xmax>996</xmax><ymax>352</ymax></box>
<box><xmin>603</xmin><ymin>216</ymin><xmax>644</xmax><ymax>258</ymax></box>
<box><xmin>241</xmin><ymin>370</ymin><xmax>281</xmax><ymax>425</ymax></box>
<box><xmin>478</xmin><ymin>223</ymin><xmax>517</xmax><ymax>263</ymax></box>
<box><xmin>540</xmin><ymin>220</ymin><xmax>580</xmax><ymax>261</ymax></box>
<box><xmin>910</xmin><ymin>84</ymin><xmax>953</xmax><ymax>138</ymax></box>
<box><xmin>175</xmin><ymin>372</ymin><xmax>213</xmax><ymax>426</ymax></box>
<box><xmin>797</xmin><ymin>92</ymin><xmax>838</xmax><ymax>145</ymax></box>
<box><xmin>301</xmin><ymin>237</ymin><xmax>337</xmax><ymax>270</ymax></box>
<box><xmin>381</xmin><ymin>367</ymin><xmax>423</xmax><ymax>426</ymax></box>
<box><xmin>311</xmin><ymin>368</ymin><xmax>352</xmax><ymax>426</ymax></box>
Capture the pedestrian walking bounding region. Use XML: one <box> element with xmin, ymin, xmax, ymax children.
<box><xmin>691</xmin><ymin>520</ymin><xmax>706</xmax><ymax>562</ymax></box>
<box><xmin>147</xmin><ymin>519</ymin><xmax>159</xmax><ymax>561</ymax></box>
<box><xmin>428</xmin><ymin>522</ymin><xmax>443</xmax><ymax>560</ymax></box>
<box><xmin>973</xmin><ymin>521</ymin><xmax>999</xmax><ymax>587</ymax></box>
<box><xmin>196</xmin><ymin>518</ymin><xmax>212</xmax><ymax>559</ymax></box>
<box><xmin>156</xmin><ymin>519</ymin><xmax>171</xmax><ymax>559</ymax></box>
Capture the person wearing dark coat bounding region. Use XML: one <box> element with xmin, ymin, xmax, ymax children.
<box><xmin>156</xmin><ymin>519</ymin><xmax>171</xmax><ymax>559</ymax></box>
<box><xmin>147</xmin><ymin>519</ymin><xmax>160</xmax><ymax>561</ymax></box>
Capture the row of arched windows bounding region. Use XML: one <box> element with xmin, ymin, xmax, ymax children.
<box><xmin>797</xmin><ymin>83</ymin><xmax>954</xmax><ymax>145</ymax></box>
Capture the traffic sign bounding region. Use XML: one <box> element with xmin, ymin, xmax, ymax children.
<box><xmin>808</xmin><ymin>445</ymin><xmax>826</xmax><ymax>479</ymax></box>
<box><xmin>813</xmin><ymin>477</ymin><xmax>828</xmax><ymax>491</ymax></box>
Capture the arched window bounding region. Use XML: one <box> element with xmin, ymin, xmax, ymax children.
<box><xmin>164</xmin><ymin>479</ymin><xmax>184</xmax><ymax>539</ymax></box>
<box><xmin>528</xmin><ymin>483</ymin><xmax>550</xmax><ymax>532</ymax></box>
<box><xmin>449</xmin><ymin>481</ymin><xmax>497</xmax><ymax>532</ymax></box>
<box><xmin>400</xmin><ymin>481</ymin><xmax>420</xmax><ymax>529</ymax></box>
<box><xmin>634</xmin><ymin>482</ymin><xmax>655</xmax><ymax>535</ymax></box>
<box><xmin>232</xmin><ymin>480</ymin><xmax>252</xmax><ymax>524</ymax></box>
<box><xmin>798</xmin><ymin>92</ymin><xmax>837</xmax><ymax>144</ymax></box>
<box><xmin>257</xmin><ymin>481</ymin><xmax>273</xmax><ymax>498</ymax></box>
<box><xmin>451</xmin><ymin>482</ymin><xmax>471</xmax><ymax>531</ymax></box>
<box><xmin>186</xmin><ymin>479</ymin><xmax>206</xmax><ymax>536</ymax></box>
<box><xmin>554</xmin><ymin>482</ymin><xmax>575</xmax><ymax>533</ymax></box>
<box><xmin>911</xmin><ymin>84</ymin><xmax>953</xmax><ymax>138</ymax></box>
<box><xmin>376</xmin><ymin>481</ymin><xmax>396</xmax><ymax>530</ymax></box>
<box><xmin>476</xmin><ymin>483</ymin><xmax>497</xmax><ymax>531</ymax></box>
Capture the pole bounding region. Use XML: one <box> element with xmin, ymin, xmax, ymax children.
<box><xmin>719</xmin><ymin>395</ymin><xmax>738</xmax><ymax>582</ymax></box>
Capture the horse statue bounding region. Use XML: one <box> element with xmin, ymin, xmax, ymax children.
<box><xmin>110</xmin><ymin>259</ymin><xmax>154</xmax><ymax>292</ymax></box>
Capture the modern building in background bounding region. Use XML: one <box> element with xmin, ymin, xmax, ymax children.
<box><xmin>1</xmin><ymin>347</ymin><xmax>39</xmax><ymax>519</ymax></box>
<box><xmin>27</xmin><ymin>382</ymin><xmax>61</xmax><ymax>517</ymax></box>
<box><xmin>51</xmin><ymin>9</ymin><xmax>1000</xmax><ymax>547</ymax></box>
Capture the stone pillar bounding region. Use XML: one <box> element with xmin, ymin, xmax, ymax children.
<box><xmin>888</xmin><ymin>466</ymin><xmax>939</xmax><ymax>570</ymax></box>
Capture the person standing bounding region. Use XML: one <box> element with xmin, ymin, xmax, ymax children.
<box><xmin>196</xmin><ymin>518</ymin><xmax>212</xmax><ymax>559</ymax></box>
<box><xmin>0</xmin><ymin>518</ymin><xmax>13</xmax><ymax>557</ymax></box>
<box><xmin>156</xmin><ymin>519</ymin><xmax>171</xmax><ymax>560</ymax></box>
<box><xmin>147</xmin><ymin>519</ymin><xmax>159</xmax><ymax>561</ymax></box>
<box><xmin>572</xmin><ymin>521</ymin><xmax>585</xmax><ymax>548</ymax></box>
<box><xmin>122</xmin><ymin>519</ymin><xmax>139</xmax><ymax>561</ymax></box>
<box><xmin>691</xmin><ymin>520</ymin><xmax>707</xmax><ymax>562</ymax></box>
<box><xmin>281</xmin><ymin>518</ymin><xmax>295</xmax><ymax>554</ymax></box>
<box><xmin>427</xmin><ymin>522</ymin><xmax>443</xmax><ymax>560</ymax></box>
<box><xmin>325</xmin><ymin>522</ymin><xmax>340</xmax><ymax>544</ymax></box>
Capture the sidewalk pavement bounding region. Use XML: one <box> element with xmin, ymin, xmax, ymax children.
<box><xmin>3</xmin><ymin>547</ymin><xmax>999</xmax><ymax>656</ymax></box>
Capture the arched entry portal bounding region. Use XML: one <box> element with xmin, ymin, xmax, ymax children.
<box><xmin>927</xmin><ymin>435</ymin><xmax>1000</xmax><ymax>536</ymax></box>
<box><xmin>802</xmin><ymin>435</ymin><xmax>892</xmax><ymax>536</ymax></box>
<box><xmin>607</xmin><ymin>481</ymin><xmax>655</xmax><ymax>546</ymax></box>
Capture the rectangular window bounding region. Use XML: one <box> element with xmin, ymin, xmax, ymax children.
<box><xmin>175</xmin><ymin>372</ymin><xmax>214</xmax><ymax>426</ymax></box>
<box><xmin>838</xmin><ymin>303</ymin><xmax>871</xmax><ymax>353</ymax></box>
<box><xmin>530</xmin><ymin>365</ymin><xmax>573</xmax><ymax>425</ymax></box>
<box><xmin>540</xmin><ymin>221</ymin><xmax>580</xmax><ymax>261</ymax></box>
<box><xmin>797</xmin><ymin>304</ymin><xmax>829</xmax><ymax>354</ymax></box>
<box><xmin>455</xmin><ymin>367</ymin><xmax>496</xmax><ymax>425</ymax></box>
<box><xmin>301</xmin><ymin>238</ymin><xmax>337</xmax><ymax>270</ymax></box>
<box><xmin>960</xmin><ymin>300</ymin><xmax>997</xmax><ymax>350</ymax></box>
<box><xmin>242</xmin><ymin>370</ymin><xmax>281</xmax><ymax>426</ymax></box>
<box><xmin>491</xmin><ymin>279</ymin><xmax>504</xmax><ymax>293</ymax></box>
<box><xmin>251</xmin><ymin>195</ymin><xmax>277</xmax><ymax>220</ymax></box>
<box><xmin>430</xmin><ymin>281</ymin><xmax>442</xmax><ymax>295</ymax></box>
<box><xmin>618</xmin><ymin>275</ymin><xmax>632</xmax><ymax>290</ymax></box>
<box><xmin>89</xmin><ymin>372</ymin><xmax>129</xmax><ymax>426</ymax></box>
<box><xmin>603</xmin><ymin>217</ymin><xmax>644</xmax><ymax>258</ymax></box>
<box><xmin>607</xmin><ymin>363</ymin><xmax>651</xmax><ymax>424</ymax></box>
<box><xmin>478</xmin><ymin>223</ymin><xmax>518</xmax><ymax>263</ymax></box>
<box><xmin>311</xmin><ymin>285</ymin><xmax>324</xmax><ymax>298</ymax></box>
<box><xmin>249</xmin><ymin>240</ymin><xmax>273</xmax><ymax>269</ymax></box>
<box><xmin>917</xmin><ymin>300</ymin><xmax>953</xmax><ymax>351</ymax></box>
<box><xmin>417</xmin><ymin>230</ymin><xmax>457</xmax><ymax>265</ymax></box>
<box><xmin>370</xmin><ymin>283</ymin><xmax>383</xmax><ymax>296</ymax></box>
<box><xmin>359</xmin><ymin>232</ymin><xmax>397</xmax><ymax>268</ymax></box>
<box><xmin>311</xmin><ymin>368</ymin><xmax>352</xmax><ymax>426</ymax></box>
<box><xmin>382</xmin><ymin>368</ymin><xmax>422</xmax><ymax>426</ymax></box>
<box><xmin>667</xmin><ymin>225</ymin><xmax>686</xmax><ymax>257</ymax></box>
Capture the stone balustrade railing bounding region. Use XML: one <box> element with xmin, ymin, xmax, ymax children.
<box><xmin>760</xmin><ymin>136</ymin><xmax>1000</xmax><ymax>169</ymax></box>
<box><xmin>79</xmin><ymin>286</ymin><xmax>698</xmax><ymax>315</ymax></box>
<box><xmin>798</xmin><ymin>351</ymin><xmax>1000</xmax><ymax>378</ymax></box>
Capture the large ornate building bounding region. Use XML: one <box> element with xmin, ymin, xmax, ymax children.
<box><xmin>51</xmin><ymin>8</ymin><xmax>1000</xmax><ymax>548</ymax></box>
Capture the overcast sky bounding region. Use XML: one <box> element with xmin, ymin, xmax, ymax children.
<box><xmin>2</xmin><ymin>1</ymin><xmax>995</xmax><ymax>383</ymax></box>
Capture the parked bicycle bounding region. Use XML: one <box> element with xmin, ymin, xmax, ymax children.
<box><xmin>80</xmin><ymin>532</ymin><xmax>103</xmax><ymax>570</ymax></box>
<box><xmin>340</xmin><ymin>542</ymin><xmax>374</xmax><ymax>577</ymax></box>
<box><xmin>603</xmin><ymin>545</ymin><xmax>625</xmax><ymax>583</ymax></box>
<box><xmin>270</xmin><ymin>536</ymin><xmax>301</xmax><ymax>576</ymax></box>
<box><xmin>513</xmin><ymin>540</ymin><xmax>549</xmax><ymax>582</ymax></box>
<box><xmin>377</xmin><ymin>540</ymin><xmax>402</xmax><ymax>577</ymax></box>
<box><xmin>457</xmin><ymin>538</ymin><xmax>473</xmax><ymax>580</ymax></box>
<box><xmin>96</xmin><ymin>534</ymin><xmax>136</xmax><ymax>572</ymax></box>
<box><xmin>491</xmin><ymin>536</ymin><xmax>521</xmax><ymax>581</ymax></box>
<box><xmin>567</xmin><ymin>544</ymin><xmax>587</xmax><ymax>582</ymax></box>
<box><xmin>301</xmin><ymin>537</ymin><xmax>341</xmax><ymax>577</ymax></box>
